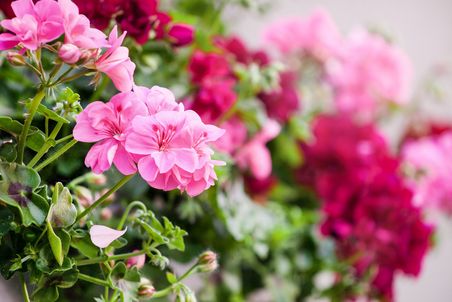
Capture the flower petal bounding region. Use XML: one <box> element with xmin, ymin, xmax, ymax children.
<box><xmin>89</xmin><ymin>225</ymin><xmax>127</xmax><ymax>248</ymax></box>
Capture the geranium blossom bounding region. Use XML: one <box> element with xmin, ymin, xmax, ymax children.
<box><xmin>0</xmin><ymin>0</ymin><xmax>64</xmax><ymax>50</ymax></box>
<box><xmin>95</xmin><ymin>26</ymin><xmax>136</xmax><ymax>92</ymax></box>
<box><xmin>297</xmin><ymin>114</ymin><xmax>433</xmax><ymax>300</ymax></box>
<box><xmin>402</xmin><ymin>131</ymin><xmax>452</xmax><ymax>214</ymax></box>
<box><xmin>73</xmin><ymin>91</ymin><xmax>146</xmax><ymax>175</ymax></box>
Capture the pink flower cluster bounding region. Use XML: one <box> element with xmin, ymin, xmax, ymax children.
<box><xmin>402</xmin><ymin>130</ymin><xmax>452</xmax><ymax>214</ymax></box>
<box><xmin>297</xmin><ymin>114</ymin><xmax>433</xmax><ymax>300</ymax></box>
<box><xmin>73</xmin><ymin>86</ymin><xmax>225</xmax><ymax>197</ymax></box>
<box><xmin>72</xmin><ymin>0</ymin><xmax>194</xmax><ymax>47</ymax></box>
<box><xmin>328</xmin><ymin>29</ymin><xmax>413</xmax><ymax>120</ymax></box>
<box><xmin>263</xmin><ymin>9</ymin><xmax>341</xmax><ymax>61</ymax></box>
<box><xmin>264</xmin><ymin>10</ymin><xmax>413</xmax><ymax>121</ymax></box>
<box><xmin>0</xmin><ymin>0</ymin><xmax>135</xmax><ymax>92</ymax></box>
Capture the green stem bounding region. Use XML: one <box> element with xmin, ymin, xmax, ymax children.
<box><xmin>78</xmin><ymin>273</ymin><xmax>110</xmax><ymax>287</ymax></box>
<box><xmin>152</xmin><ymin>264</ymin><xmax>199</xmax><ymax>299</ymax></box>
<box><xmin>75</xmin><ymin>174</ymin><xmax>134</xmax><ymax>223</ymax></box>
<box><xmin>55</xmin><ymin>134</ymin><xmax>73</xmax><ymax>145</ymax></box>
<box><xmin>117</xmin><ymin>201</ymin><xmax>147</xmax><ymax>230</ymax></box>
<box><xmin>28</xmin><ymin>121</ymin><xmax>64</xmax><ymax>168</ymax></box>
<box><xmin>50</xmin><ymin>69</ymin><xmax>90</xmax><ymax>87</ymax></box>
<box><xmin>17</xmin><ymin>88</ymin><xmax>46</xmax><ymax>163</ymax></box>
<box><xmin>20</xmin><ymin>273</ymin><xmax>31</xmax><ymax>302</ymax></box>
<box><xmin>35</xmin><ymin>139</ymin><xmax>77</xmax><ymax>172</ymax></box>
<box><xmin>76</xmin><ymin>249</ymin><xmax>146</xmax><ymax>266</ymax></box>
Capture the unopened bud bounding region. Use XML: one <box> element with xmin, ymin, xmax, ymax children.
<box><xmin>74</xmin><ymin>186</ymin><xmax>93</xmax><ymax>207</ymax></box>
<box><xmin>168</xmin><ymin>24</ymin><xmax>194</xmax><ymax>47</ymax></box>
<box><xmin>126</xmin><ymin>250</ymin><xmax>146</xmax><ymax>269</ymax></box>
<box><xmin>197</xmin><ymin>250</ymin><xmax>218</xmax><ymax>272</ymax></box>
<box><xmin>96</xmin><ymin>188</ymin><xmax>115</xmax><ymax>204</ymax></box>
<box><xmin>86</xmin><ymin>173</ymin><xmax>107</xmax><ymax>186</ymax></box>
<box><xmin>58</xmin><ymin>43</ymin><xmax>81</xmax><ymax>64</ymax></box>
<box><xmin>7</xmin><ymin>52</ymin><xmax>26</xmax><ymax>66</ymax></box>
<box><xmin>138</xmin><ymin>278</ymin><xmax>155</xmax><ymax>298</ymax></box>
<box><xmin>100</xmin><ymin>207</ymin><xmax>113</xmax><ymax>220</ymax></box>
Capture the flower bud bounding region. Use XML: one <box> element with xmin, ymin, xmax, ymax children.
<box><xmin>168</xmin><ymin>24</ymin><xmax>194</xmax><ymax>47</ymax></box>
<box><xmin>86</xmin><ymin>173</ymin><xmax>107</xmax><ymax>186</ymax></box>
<box><xmin>126</xmin><ymin>250</ymin><xmax>146</xmax><ymax>269</ymax></box>
<box><xmin>7</xmin><ymin>52</ymin><xmax>26</xmax><ymax>66</ymax></box>
<box><xmin>197</xmin><ymin>250</ymin><xmax>218</xmax><ymax>272</ymax></box>
<box><xmin>96</xmin><ymin>189</ymin><xmax>115</xmax><ymax>204</ymax></box>
<box><xmin>100</xmin><ymin>207</ymin><xmax>112</xmax><ymax>220</ymax></box>
<box><xmin>74</xmin><ymin>186</ymin><xmax>93</xmax><ymax>207</ymax></box>
<box><xmin>59</xmin><ymin>43</ymin><xmax>81</xmax><ymax>64</ymax></box>
<box><xmin>138</xmin><ymin>278</ymin><xmax>155</xmax><ymax>298</ymax></box>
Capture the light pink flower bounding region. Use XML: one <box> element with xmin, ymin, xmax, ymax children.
<box><xmin>327</xmin><ymin>29</ymin><xmax>413</xmax><ymax>120</ymax></box>
<box><xmin>95</xmin><ymin>26</ymin><xmax>135</xmax><ymax>92</ymax></box>
<box><xmin>402</xmin><ymin>132</ymin><xmax>452</xmax><ymax>214</ymax></box>
<box><xmin>73</xmin><ymin>91</ymin><xmax>146</xmax><ymax>175</ymax></box>
<box><xmin>0</xmin><ymin>0</ymin><xmax>64</xmax><ymax>50</ymax></box>
<box><xmin>133</xmin><ymin>85</ymin><xmax>184</xmax><ymax>114</ymax></box>
<box><xmin>263</xmin><ymin>8</ymin><xmax>341</xmax><ymax>60</ymax></box>
<box><xmin>89</xmin><ymin>225</ymin><xmax>127</xmax><ymax>248</ymax></box>
<box><xmin>235</xmin><ymin>120</ymin><xmax>281</xmax><ymax>179</ymax></box>
<box><xmin>125</xmin><ymin>109</ymin><xmax>225</xmax><ymax>196</ymax></box>
<box><xmin>58</xmin><ymin>0</ymin><xmax>106</xmax><ymax>49</ymax></box>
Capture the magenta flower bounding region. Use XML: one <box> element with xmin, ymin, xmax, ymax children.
<box><xmin>0</xmin><ymin>0</ymin><xmax>64</xmax><ymax>50</ymax></box>
<box><xmin>95</xmin><ymin>26</ymin><xmax>135</xmax><ymax>92</ymax></box>
<box><xmin>168</xmin><ymin>23</ymin><xmax>194</xmax><ymax>47</ymax></box>
<box><xmin>73</xmin><ymin>91</ymin><xmax>146</xmax><ymax>175</ymax></box>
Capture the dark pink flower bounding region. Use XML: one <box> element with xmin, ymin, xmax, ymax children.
<box><xmin>168</xmin><ymin>23</ymin><xmax>194</xmax><ymax>47</ymax></box>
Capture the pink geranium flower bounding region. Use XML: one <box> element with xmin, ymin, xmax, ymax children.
<box><xmin>58</xmin><ymin>0</ymin><xmax>107</xmax><ymax>49</ymax></box>
<box><xmin>0</xmin><ymin>0</ymin><xmax>64</xmax><ymax>50</ymax></box>
<box><xmin>73</xmin><ymin>91</ymin><xmax>146</xmax><ymax>175</ymax></box>
<box><xmin>95</xmin><ymin>26</ymin><xmax>135</xmax><ymax>92</ymax></box>
<box><xmin>235</xmin><ymin>120</ymin><xmax>281</xmax><ymax>179</ymax></box>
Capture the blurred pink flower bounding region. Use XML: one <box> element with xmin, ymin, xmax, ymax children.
<box><xmin>235</xmin><ymin>120</ymin><xmax>281</xmax><ymax>179</ymax></box>
<box><xmin>168</xmin><ymin>24</ymin><xmax>194</xmax><ymax>47</ymax></box>
<box><xmin>73</xmin><ymin>91</ymin><xmax>146</xmax><ymax>175</ymax></box>
<box><xmin>402</xmin><ymin>131</ymin><xmax>452</xmax><ymax>214</ymax></box>
<box><xmin>0</xmin><ymin>0</ymin><xmax>64</xmax><ymax>50</ymax></box>
<box><xmin>89</xmin><ymin>225</ymin><xmax>127</xmax><ymax>248</ymax></box>
<box><xmin>58</xmin><ymin>0</ymin><xmax>106</xmax><ymax>49</ymax></box>
<box><xmin>327</xmin><ymin>29</ymin><xmax>413</xmax><ymax>120</ymax></box>
<box><xmin>263</xmin><ymin>8</ymin><xmax>341</xmax><ymax>60</ymax></box>
<box><xmin>95</xmin><ymin>26</ymin><xmax>135</xmax><ymax>92</ymax></box>
<box><xmin>213</xmin><ymin>117</ymin><xmax>248</xmax><ymax>154</ymax></box>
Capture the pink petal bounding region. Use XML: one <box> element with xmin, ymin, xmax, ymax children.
<box><xmin>85</xmin><ymin>139</ymin><xmax>118</xmax><ymax>174</ymax></box>
<box><xmin>89</xmin><ymin>225</ymin><xmax>127</xmax><ymax>248</ymax></box>
<box><xmin>113</xmin><ymin>144</ymin><xmax>137</xmax><ymax>175</ymax></box>
<box><xmin>138</xmin><ymin>155</ymin><xmax>159</xmax><ymax>182</ymax></box>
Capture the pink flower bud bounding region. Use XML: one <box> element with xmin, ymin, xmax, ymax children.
<box><xmin>6</xmin><ymin>52</ymin><xmax>26</xmax><ymax>66</ymax></box>
<box><xmin>168</xmin><ymin>24</ymin><xmax>194</xmax><ymax>47</ymax></box>
<box><xmin>74</xmin><ymin>186</ymin><xmax>93</xmax><ymax>207</ymax></box>
<box><xmin>86</xmin><ymin>173</ymin><xmax>107</xmax><ymax>186</ymax></box>
<box><xmin>138</xmin><ymin>278</ymin><xmax>155</xmax><ymax>298</ymax></box>
<box><xmin>197</xmin><ymin>250</ymin><xmax>218</xmax><ymax>272</ymax></box>
<box><xmin>126</xmin><ymin>250</ymin><xmax>146</xmax><ymax>269</ymax></box>
<box><xmin>100</xmin><ymin>208</ymin><xmax>112</xmax><ymax>220</ymax></box>
<box><xmin>59</xmin><ymin>43</ymin><xmax>82</xmax><ymax>64</ymax></box>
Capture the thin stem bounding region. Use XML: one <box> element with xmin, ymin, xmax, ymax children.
<box><xmin>50</xmin><ymin>69</ymin><xmax>90</xmax><ymax>87</ymax></box>
<box><xmin>90</xmin><ymin>76</ymin><xmax>110</xmax><ymax>102</ymax></box>
<box><xmin>50</xmin><ymin>66</ymin><xmax>73</xmax><ymax>86</ymax></box>
<box><xmin>76</xmin><ymin>249</ymin><xmax>146</xmax><ymax>266</ymax></box>
<box><xmin>35</xmin><ymin>139</ymin><xmax>77</xmax><ymax>172</ymax></box>
<box><xmin>117</xmin><ymin>201</ymin><xmax>147</xmax><ymax>230</ymax></box>
<box><xmin>20</xmin><ymin>273</ymin><xmax>31</xmax><ymax>302</ymax></box>
<box><xmin>152</xmin><ymin>263</ymin><xmax>199</xmax><ymax>299</ymax></box>
<box><xmin>78</xmin><ymin>273</ymin><xmax>110</xmax><ymax>287</ymax></box>
<box><xmin>28</xmin><ymin>121</ymin><xmax>64</xmax><ymax>168</ymax></box>
<box><xmin>55</xmin><ymin>134</ymin><xmax>73</xmax><ymax>145</ymax></box>
<box><xmin>17</xmin><ymin>88</ymin><xmax>46</xmax><ymax>163</ymax></box>
<box><xmin>75</xmin><ymin>174</ymin><xmax>134</xmax><ymax>223</ymax></box>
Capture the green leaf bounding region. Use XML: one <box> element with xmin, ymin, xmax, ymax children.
<box><xmin>0</xmin><ymin>162</ymin><xmax>48</xmax><ymax>226</ymax></box>
<box><xmin>25</xmin><ymin>103</ymin><xmax>70</xmax><ymax>124</ymax></box>
<box><xmin>0</xmin><ymin>116</ymin><xmax>45</xmax><ymax>152</ymax></box>
<box><xmin>47</xmin><ymin>221</ymin><xmax>64</xmax><ymax>266</ymax></box>
<box><xmin>110</xmin><ymin>263</ymin><xmax>141</xmax><ymax>302</ymax></box>
<box><xmin>32</xmin><ymin>285</ymin><xmax>59</xmax><ymax>302</ymax></box>
<box><xmin>0</xmin><ymin>207</ymin><xmax>13</xmax><ymax>237</ymax></box>
<box><xmin>70</xmin><ymin>229</ymin><xmax>99</xmax><ymax>258</ymax></box>
<box><xmin>0</xmin><ymin>138</ymin><xmax>16</xmax><ymax>162</ymax></box>
<box><xmin>48</xmin><ymin>182</ymin><xmax>76</xmax><ymax>228</ymax></box>
<box><xmin>166</xmin><ymin>272</ymin><xmax>177</xmax><ymax>284</ymax></box>
<box><xmin>136</xmin><ymin>219</ymin><xmax>166</xmax><ymax>245</ymax></box>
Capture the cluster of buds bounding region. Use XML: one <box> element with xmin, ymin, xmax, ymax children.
<box><xmin>197</xmin><ymin>250</ymin><xmax>218</xmax><ymax>273</ymax></box>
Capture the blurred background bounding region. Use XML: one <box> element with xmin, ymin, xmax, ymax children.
<box><xmin>224</xmin><ymin>0</ymin><xmax>452</xmax><ymax>301</ymax></box>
